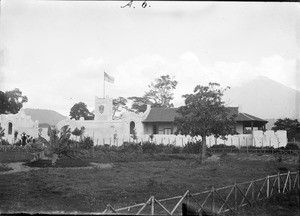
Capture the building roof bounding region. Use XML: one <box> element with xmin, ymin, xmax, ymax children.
<box><xmin>143</xmin><ymin>108</ymin><xmax>179</xmax><ymax>123</ymax></box>
<box><xmin>142</xmin><ymin>107</ymin><xmax>268</xmax><ymax>124</ymax></box>
<box><xmin>235</xmin><ymin>112</ymin><xmax>268</xmax><ymax>123</ymax></box>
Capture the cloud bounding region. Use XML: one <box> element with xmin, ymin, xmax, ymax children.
<box><xmin>110</xmin><ymin>52</ymin><xmax>298</xmax><ymax>109</ymax></box>
<box><xmin>76</xmin><ymin>57</ymin><xmax>105</xmax><ymax>78</ymax></box>
<box><xmin>3</xmin><ymin>51</ymin><xmax>296</xmax><ymax>116</ymax></box>
<box><xmin>257</xmin><ymin>55</ymin><xmax>298</xmax><ymax>90</ymax></box>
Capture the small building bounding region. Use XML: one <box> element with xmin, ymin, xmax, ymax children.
<box><xmin>0</xmin><ymin>110</ymin><xmax>39</xmax><ymax>143</ymax></box>
<box><xmin>142</xmin><ymin>107</ymin><xmax>267</xmax><ymax>135</ymax></box>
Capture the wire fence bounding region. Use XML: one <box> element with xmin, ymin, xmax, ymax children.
<box><xmin>102</xmin><ymin>171</ymin><xmax>300</xmax><ymax>215</ymax></box>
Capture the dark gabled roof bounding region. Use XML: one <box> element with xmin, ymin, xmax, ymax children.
<box><xmin>143</xmin><ymin>107</ymin><xmax>267</xmax><ymax>124</ymax></box>
<box><xmin>235</xmin><ymin>113</ymin><xmax>268</xmax><ymax>123</ymax></box>
<box><xmin>143</xmin><ymin>108</ymin><xmax>179</xmax><ymax>123</ymax></box>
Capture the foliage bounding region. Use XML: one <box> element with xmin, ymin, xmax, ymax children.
<box><xmin>141</xmin><ymin>141</ymin><xmax>158</xmax><ymax>153</ymax></box>
<box><xmin>0</xmin><ymin>139</ymin><xmax>10</xmax><ymax>146</ymax></box>
<box><xmin>0</xmin><ymin>88</ymin><xmax>28</xmax><ymax>115</ymax></box>
<box><xmin>128</xmin><ymin>75</ymin><xmax>178</xmax><ymax>113</ymax></box>
<box><xmin>174</xmin><ymin>83</ymin><xmax>237</xmax><ymax>162</ymax></box>
<box><xmin>112</xmin><ymin>97</ymin><xmax>128</xmax><ymax>119</ymax></box>
<box><xmin>285</xmin><ymin>142</ymin><xmax>299</xmax><ymax>150</ymax></box>
<box><xmin>149</xmin><ymin>134</ymin><xmax>154</xmax><ymax>141</ymax></box>
<box><xmin>79</xmin><ymin>136</ymin><xmax>94</xmax><ymax>150</ymax></box>
<box><xmin>45</xmin><ymin>125</ymin><xmax>84</xmax><ymax>165</ymax></box>
<box><xmin>69</xmin><ymin>102</ymin><xmax>94</xmax><ymax>120</ymax></box>
<box><xmin>182</xmin><ymin>141</ymin><xmax>202</xmax><ymax>154</ymax></box>
<box><xmin>120</xmin><ymin>142</ymin><xmax>142</xmax><ymax>153</ymax></box>
<box><xmin>0</xmin><ymin>126</ymin><xmax>5</xmax><ymax>140</ymax></box>
<box><xmin>72</xmin><ymin>126</ymin><xmax>85</xmax><ymax>140</ymax></box>
<box><xmin>210</xmin><ymin>144</ymin><xmax>238</xmax><ymax>149</ymax></box>
<box><xmin>272</xmin><ymin>118</ymin><xmax>300</xmax><ymax>141</ymax></box>
<box><xmin>127</xmin><ymin>96</ymin><xmax>150</xmax><ymax>113</ymax></box>
<box><xmin>38</xmin><ymin>128</ymin><xmax>43</xmax><ymax>137</ymax></box>
<box><xmin>144</xmin><ymin>75</ymin><xmax>178</xmax><ymax>108</ymax></box>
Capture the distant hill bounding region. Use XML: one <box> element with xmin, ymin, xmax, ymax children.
<box><xmin>265</xmin><ymin>119</ymin><xmax>277</xmax><ymax>130</ymax></box>
<box><xmin>23</xmin><ymin>108</ymin><xmax>66</xmax><ymax>126</ymax></box>
<box><xmin>223</xmin><ymin>76</ymin><xmax>300</xmax><ymax>119</ymax></box>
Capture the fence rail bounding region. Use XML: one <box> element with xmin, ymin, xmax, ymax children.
<box><xmin>102</xmin><ymin>171</ymin><xmax>300</xmax><ymax>215</ymax></box>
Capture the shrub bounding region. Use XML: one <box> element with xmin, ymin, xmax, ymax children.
<box><xmin>0</xmin><ymin>140</ymin><xmax>10</xmax><ymax>146</ymax></box>
<box><xmin>210</xmin><ymin>144</ymin><xmax>237</xmax><ymax>149</ymax></box>
<box><xmin>182</xmin><ymin>141</ymin><xmax>202</xmax><ymax>154</ymax></box>
<box><xmin>121</xmin><ymin>142</ymin><xmax>142</xmax><ymax>153</ymax></box>
<box><xmin>79</xmin><ymin>136</ymin><xmax>94</xmax><ymax>150</ymax></box>
<box><xmin>285</xmin><ymin>142</ymin><xmax>300</xmax><ymax>150</ymax></box>
<box><xmin>142</xmin><ymin>141</ymin><xmax>159</xmax><ymax>154</ymax></box>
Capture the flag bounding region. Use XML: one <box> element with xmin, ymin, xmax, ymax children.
<box><xmin>104</xmin><ymin>72</ymin><xmax>114</xmax><ymax>83</ymax></box>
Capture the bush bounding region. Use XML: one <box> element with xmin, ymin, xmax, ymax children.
<box><xmin>79</xmin><ymin>136</ymin><xmax>94</xmax><ymax>150</ymax></box>
<box><xmin>285</xmin><ymin>142</ymin><xmax>300</xmax><ymax>150</ymax></box>
<box><xmin>0</xmin><ymin>140</ymin><xmax>10</xmax><ymax>146</ymax></box>
<box><xmin>182</xmin><ymin>141</ymin><xmax>201</xmax><ymax>154</ymax></box>
<box><xmin>121</xmin><ymin>142</ymin><xmax>142</xmax><ymax>153</ymax></box>
<box><xmin>210</xmin><ymin>144</ymin><xmax>237</xmax><ymax>149</ymax></box>
<box><xmin>142</xmin><ymin>141</ymin><xmax>159</xmax><ymax>154</ymax></box>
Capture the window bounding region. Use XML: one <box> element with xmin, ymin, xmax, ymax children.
<box><xmin>8</xmin><ymin>122</ymin><xmax>13</xmax><ymax>135</ymax></box>
<box><xmin>164</xmin><ymin>128</ymin><xmax>172</xmax><ymax>135</ymax></box>
<box><xmin>130</xmin><ymin>121</ymin><xmax>135</xmax><ymax>134</ymax></box>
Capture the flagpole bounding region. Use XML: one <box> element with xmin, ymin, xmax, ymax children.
<box><xmin>103</xmin><ymin>71</ymin><xmax>105</xmax><ymax>98</ymax></box>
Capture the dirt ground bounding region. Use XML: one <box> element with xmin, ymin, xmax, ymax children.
<box><xmin>0</xmin><ymin>162</ymin><xmax>114</xmax><ymax>175</ymax></box>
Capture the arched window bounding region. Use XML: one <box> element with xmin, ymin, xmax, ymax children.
<box><xmin>130</xmin><ymin>121</ymin><xmax>135</xmax><ymax>135</ymax></box>
<box><xmin>8</xmin><ymin>122</ymin><xmax>13</xmax><ymax>135</ymax></box>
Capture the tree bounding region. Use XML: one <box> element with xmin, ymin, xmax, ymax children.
<box><xmin>69</xmin><ymin>102</ymin><xmax>94</xmax><ymax>120</ymax></box>
<box><xmin>174</xmin><ymin>83</ymin><xmax>237</xmax><ymax>162</ymax></box>
<box><xmin>0</xmin><ymin>126</ymin><xmax>5</xmax><ymax>140</ymax></box>
<box><xmin>128</xmin><ymin>75</ymin><xmax>178</xmax><ymax>113</ymax></box>
<box><xmin>0</xmin><ymin>88</ymin><xmax>28</xmax><ymax>114</ymax></box>
<box><xmin>112</xmin><ymin>97</ymin><xmax>128</xmax><ymax>119</ymax></box>
<box><xmin>46</xmin><ymin>125</ymin><xmax>84</xmax><ymax>165</ymax></box>
<box><xmin>272</xmin><ymin>118</ymin><xmax>300</xmax><ymax>141</ymax></box>
<box><xmin>127</xmin><ymin>96</ymin><xmax>151</xmax><ymax>113</ymax></box>
<box><xmin>71</xmin><ymin>126</ymin><xmax>85</xmax><ymax>141</ymax></box>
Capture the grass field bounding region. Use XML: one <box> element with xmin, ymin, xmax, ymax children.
<box><xmin>0</xmin><ymin>153</ymin><xmax>299</xmax><ymax>214</ymax></box>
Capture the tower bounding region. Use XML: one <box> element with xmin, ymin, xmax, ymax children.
<box><xmin>94</xmin><ymin>96</ymin><xmax>113</xmax><ymax>121</ymax></box>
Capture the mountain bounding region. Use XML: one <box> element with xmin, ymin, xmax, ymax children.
<box><xmin>223</xmin><ymin>76</ymin><xmax>300</xmax><ymax>119</ymax></box>
<box><xmin>23</xmin><ymin>108</ymin><xmax>66</xmax><ymax>126</ymax></box>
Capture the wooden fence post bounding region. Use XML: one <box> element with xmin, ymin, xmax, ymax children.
<box><xmin>289</xmin><ymin>171</ymin><xmax>292</xmax><ymax>191</ymax></box>
<box><xmin>297</xmin><ymin>170</ymin><xmax>300</xmax><ymax>190</ymax></box>
<box><xmin>185</xmin><ymin>192</ymin><xmax>190</xmax><ymax>205</ymax></box>
<box><xmin>252</xmin><ymin>180</ymin><xmax>255</xmax><ymax>202</ymax></box>
<box><xmin>212</xmin><ymin>187</ymin><xmax>215</xmax><ymax>213</ymax></box>
<box><xmin>278</xmin><ymin>172</ymin><xmax>281</xmax><ymax>193</ymax></box>
<box><xmin>234</xmin><ymin>183</ymin><xmax>238</xmax><ymax>211</ymax></box>
<box><xmin>266</xmin><ymin>176</ymin><xmax>270</xmax><ymax>198</ymax></box>
<box><xmin>151</xmin><ymin>196</ymin><xmax>155</xmax><ymax>215</ymax></box>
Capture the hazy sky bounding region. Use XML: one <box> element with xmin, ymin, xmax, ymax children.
<box><xmin>0</xmin><ymin>0</ymin><xmax>299</xmax><ymax>116</ymax></box>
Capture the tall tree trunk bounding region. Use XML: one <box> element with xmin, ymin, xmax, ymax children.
<box><xmin>200</xmin><ymin>134</ymin><xmax>207</xmax><ymax>163</ymax></box>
